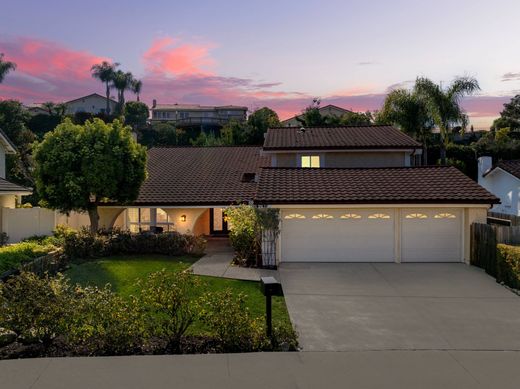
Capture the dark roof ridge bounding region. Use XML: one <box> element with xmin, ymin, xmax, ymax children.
<box><xmin>149</xmin><ymin>145</ymin><xmax>262</xmax><ymax>150</ymax></box>
<box><xmin>259</xmin><ymin>165</ymin><xmax>456</xmax><ymax>171</ymax></box>
<box><xmin>268</xmin><ymin>124</ymin><xmax>393</xmax><ymax>129</ymax></box>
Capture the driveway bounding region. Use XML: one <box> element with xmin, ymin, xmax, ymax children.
<box><xmin>279</xmin><ymin>263</ymin><xmax>520</xmax><ymax>351</ymax></box>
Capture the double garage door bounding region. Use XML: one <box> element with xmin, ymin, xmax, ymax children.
<box><xmin>280</xmin><ymin>208</ymin><xmax>462</xmax><ymax>262</ymax></box>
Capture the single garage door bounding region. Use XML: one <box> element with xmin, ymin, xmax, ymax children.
<box><xmin>401</xmin><ymin>208</ymin><xmax>462</xmax><ymax>262</ymax></box>
<box><xmin>281</xmin><ymin>209</ymin><xmax>395</xmax><ymax>262</ymax></box>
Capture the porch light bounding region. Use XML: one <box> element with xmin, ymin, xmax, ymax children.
<box><xmin>180</xmin><ymin>214</ymin><xmax>187</xmax><ymax>222</ymax></box>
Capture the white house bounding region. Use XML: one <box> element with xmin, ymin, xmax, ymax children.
<box><xmin>478</xmin><ymin>156</ymin><xmax>519</xmax><ymax>215</ymax></box>
<box><xmin>64</xmin><ymin>93</ymin><xmax>118</xmax><ymax>115</ymax></box>
<box><xmin>281</xmin><ymin>104</ymin><xmax>353</xmax><ymax>127</ymax></box>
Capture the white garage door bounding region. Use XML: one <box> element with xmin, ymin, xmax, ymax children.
<box><xmin>281</xmin><ymin>209</ymin><xmax>395</xmax><ymax>262</ymax></box>
<box><xmin>401</xmin><ymin>208</ymin><xmax>462</xmax><ymax>262</ymax></box>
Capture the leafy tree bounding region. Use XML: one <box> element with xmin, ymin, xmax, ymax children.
<box><xmin>91</xmin><ymin>61</ymin><xmax>119</xmax><ymax>115</ymax></box>
<box><xmin>492</xmin><ymin>95</ymin><xmax>520</xmax><ymax>131</ymax></box>
<box><xmin>190</xmin><ymin>131</ymin><xmax>223</xmax><ymax>146</ymax></box>
<box><xmin>414</xmin><ymin>76</ymin><xmax>480</xmax><ymax>164</ymax></box>
<box><xmin>112</xmin><ymin>70</ymin><xmax>135</xmax><ymax>114</ymax></box>
<box><xmin>220</xmin><ymin>119</ymin><xmax>247</xmax><ymax>145</ymax></box>
<box><xmin>0</xmin><ymin>53</ymin><xmax>16</xmax><ymax>83</ymax></box>
<box><xmin>0</xmin><ymin>100</ymin><xmax>36</xmax><ymax>186</ymax></box>
<box><xmin>377</xmin><ymin>89</ymin><xmax>433</xmax><ymax>164</ymax></box>
<box><xmin>335</xmin><ymin>111</ymin><xmax>373</xmax><ymax>126</ymax></box>
<box><xmin>124</xmin><ymin>101</ymin><xmax>149</xmax><ymax>129</ymax></box>
<box><xmin>27</xmin><ymin>114</ymin><xmax>63</xmax><ymax>139</ymax></box>
<box><xmin>296</xmin><ymin>98</ymin><xmax>326</xmax><ymax>126</ymax></box>
<box><xmin>131</xmin><ymin>79</ymin><xmax>143</xmax><ymax>102</ymax></box>
<box><xmin>246</xmin><ymin>107</ymin><xmax>280</xmax><ymax>144</ymax></box>
<box><xmin>33</xmin><ymin>118</ymin><xmax>147</xmax><ymax>232</ymax></box>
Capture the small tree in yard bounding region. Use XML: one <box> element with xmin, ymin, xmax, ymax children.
<box><xmin>33</xmin><ymin>118</ymin><xmax>147</xmax><ymax>232</ymax></box>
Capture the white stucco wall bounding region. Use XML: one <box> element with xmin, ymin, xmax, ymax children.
<box><xmin>478</xmin><ymin>169</ymin><xmax>519</xmax><ymax>216</ymax></box>
<box><xmin>66</xmin><ymin>95</ymin><xmax>117</xmax><ymax>115</ymax></box>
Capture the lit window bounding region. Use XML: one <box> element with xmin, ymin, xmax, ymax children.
<box><xmin>368</xmin><ymin>213</ymin><xmax>391</xmax><ymax>219</ymax></box>
<box><xmin>301</xmin><ymin>155</ymin><xmax>320</xmax><ymax>168</ymax></box>
<box><xmin>284</xmin><ymin>213</ymin><xmax>306</xmax><ymax>219</ymax></box>
<box><xmin>405</xmin><ymin>213</ymin><xmax>428</xmax><ymax>219</ymax></box>
<box><xmin>312</xmin><ymin>213</ymin><xmax>334</xmax><ymax>219</ymax></box>
<box><xmin>127</xmin><ymin>208</ymin><xmax>176</xmax><ymax>232</ymax></box>
<box><xmin>340</xmin><ymin>213</ymin><xmax>362</xmax><ymax>219</ymax></box>
<box><xmin>434</xmin><ymin>213</ymin><xmax>456</xmax><ymax>219</ymax></box>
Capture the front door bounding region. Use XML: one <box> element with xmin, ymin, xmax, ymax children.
<box><xmin>210</xmin><ymin>208</ymin><xmax>229</xmax><ymax>235</ymax></box>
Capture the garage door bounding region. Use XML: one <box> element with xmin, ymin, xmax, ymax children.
<box><xmin>401</xmin><ymin>208</ymin><xmax>462</xmax><ymax>262</ymax></box>
<box><xmin>281</xmin><ymin>209</ymin><xmax>395</xmax><ymax>262</ymax></box>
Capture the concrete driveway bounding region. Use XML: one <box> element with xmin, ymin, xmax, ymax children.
<box><xmin>279</xmin><ymin>263</ymin><xmax>520</xmax><ymax>351</ymax></box>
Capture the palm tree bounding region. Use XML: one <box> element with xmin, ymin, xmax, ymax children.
<box><xmin>414</xmin><ymin>76</ymin><xmax>480</xmax><ymax>164</ymax></box>
<box><xmin>378</xmin><ymin>89</ymin><xmax>433</xmax><ymax>164</ymax></box>
<box><xmin>91</xmin><ymin>61</ymin><xmax>119</xmax><ymax>115</ymax></box>
<box><xmin>0</xmin><ymin>53</ymin><xmax>16</xmax><ymax>83</ymax></box>
<box><xmin>111</xmin><ymin>70</ymin><xmax>135</xmax><ymax>114</ymax></box>
<box><xmin>131</xmin><ymin>79</ymin><xmax>143</xmax><ymax>101</ymax></box>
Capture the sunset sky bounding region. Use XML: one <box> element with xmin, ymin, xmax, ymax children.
<box><xmin>1</xmin><ymin>0</ymin><xmax>519</xmax><ymax>129</ymax></box>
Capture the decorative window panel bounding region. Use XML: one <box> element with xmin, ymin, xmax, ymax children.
<box><xmin>368</xmin><ymin>213</ymin><xmax>391</xmax><ymax>219</ymax></box>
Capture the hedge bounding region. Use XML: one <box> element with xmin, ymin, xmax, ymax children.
<box><xmin>0</xmin><ymin>241</ymin><xmax>57</xmax><ymax>274</ymax></box>
<box><xmin>496</xmin><ymin>244</ymin><xmax>520</xmax><ymax>290</ymax></box>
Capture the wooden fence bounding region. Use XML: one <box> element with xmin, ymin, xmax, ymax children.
<box><xmin>488</xmin><ymin>211</ymin><xmax>520</xmax><ymax>226</ymax></box>
<box><xmin>471</xmin><ymin>222</ymin><xmax>520</xmax><ymax>277</ymax></box>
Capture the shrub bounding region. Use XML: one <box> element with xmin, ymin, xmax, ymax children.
<box><xmin>199</xmin><ymin>289</ymin><xmax>265</xmax><ymax>352</ymax></box>
<box><xmin>65</xmin><ymin>285</ymin><xmax>145</xmax><ymax>355</ymax></box>
<box><xmin>496</xmin><ymin>244</ymin><xmax>520</xmax><ymax>290</ymax></box>
<box><xmin>0</xmin><ymin>241</ymin><xmax>57</xmax><ymax>274</ymax></box>
<box><xmin>138</xmin><ymin>269</ymin><xmax>200</xmax><ymax>352</ymax></box>
<box><xmin>226</xmin><ymin>205</ymin><xmax>260</xmax><ymax>265</ymax></box>
<box><xmin>0</xmin><ymin>272</ymin><xmax>72</xmax><ymax>344</ymax></box>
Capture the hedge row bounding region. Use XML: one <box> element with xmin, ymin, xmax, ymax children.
<box><xmin>0</xmin><ymin>241</ymin><xmax>58</xmax><ymax>274</ymax></box>
<box><xmin>496</xmin><ymin>244</ymin><xmax>520</xmax><ymax>290</ymax></box>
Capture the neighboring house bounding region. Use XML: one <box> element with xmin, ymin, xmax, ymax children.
<box><xmin>150</xmin><ymin>101</ymin><xmax>247</xmax><ymax>128</ymax></box>
<box><xmin>26</xmin><ymin>93</ymin><xmax>118</xmax><ymax>116</ymax></box>
<box><xmin>98</xmin><ymin>125</ymin><xmax>498</xmax><ymax>264</ymax></box>
<box><xmin>263</xmin><ymin>126</ymin><xmax>423</xmax><ymax>167</ymax></box>
<box><xmin>478</xmin><ymin>156</ymin><xmax>520</xmax><ymax>216</ymax></box>
<box><xmin>281</xmin><ymin>104</ymin><xmax>353</xmax><ymax>127</ymax></box>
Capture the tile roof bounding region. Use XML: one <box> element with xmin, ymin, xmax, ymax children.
<box><xmin>153</xmin><ymin>104</ymin><xmax>247</xmax><ymax>111</ymax></box>
<box><xmin>0</xmin><ymin>177</ymin><xmax>32</xmax><ymax>193</ymax></box>
<box><xmin>263</xmin><ymin>125</ymin><xmax>422</xmax><ymax>150</ymax></box>
<box><xmin>135</xmin><ymin>147</ymin><xmax>269</xmax><ymax>206</ymax></box>
<box><xmin>486</xmin><ymin>160</ymin><xmax>520</xmax><ymax>179</ymax></box>
<box><xmin>255</xmin><ymin>166</ymin><xmax>499</xmax><ymax>205</ymax></box>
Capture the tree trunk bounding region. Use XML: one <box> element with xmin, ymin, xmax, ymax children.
<box><xmin>136</xmin><ymin>94</ymin><xmax>140</xmax><ymax>102</ymax></box>
<box><xmin>88</xmin><ymin>207</ymin><xmax>99</xmax><ymax>234</ymax></box>
<box><xmin>422</xmin><ymin>144</ymin><xmax>428</xmax><ymax>165</ymax></box>
<box><xmin>440</xmin><ymin>145</ymin><xmax>447</xmax><ymax>165</ymax></box>
<box><xmin>105</xmin><ymin>82</ymin><xmax>111</xmax><ymax>115</ymax></box>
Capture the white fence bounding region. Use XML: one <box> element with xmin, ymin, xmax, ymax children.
<box><xmin>1</xmin><ymin>207</ymin><xmax>90</xmax><ymax>243</ymax></box>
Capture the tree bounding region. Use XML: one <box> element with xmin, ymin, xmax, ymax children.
<box><xmin>220</xmin><ymin>119</ymin><xmax>247</xmax><ymax>145</ymax></box>
<box><xmin>131</xmin><ymin>79</ymin><xmax>143</xmax><ymax>102</ymax></box>
<box><xmin>124</xmin><ymin>101</ymin><xmax>149</xmax><ymax>129</ymax></box>
<box><xmin>296</xmin><ymin>98</ymin><xmax>326</xmax><ymax>126</ymax></box>
<box><xmin>336</xmin><ymin>111</ymin><xmax>373</xmax><ymax>126</ymax></box>
<box><xmin>91</xmin><ymin>61</ymin><xmax>119</xmax><ymax>115</ymax></box>
<box><xmin>0</xmin><ymin>100</ymin><xmax>36</xmax><ymax>186</ymax></box>
<box><xmin>491</xmin><ymin>95</ymin><xmax>520</xmax><ymax>131</ymax></box>
<box><xmin>33</xmin><ymin>118</ymin><xmax>147</xmax><ymax>232</ymax></box>
<box><xmin>377</xmin><ymin>89</ymin><xmax>433</xmax><ymax>164</ymax></box>
<box><xmin>246</xmin><ymin>107</ymin><xmax>280</xmax><ymax>144</ymax></box>
<box><xmin>112</xmin><ymin>70</ymin><xmax>135</xmax><ymax>114</ymax></box>
<box><xmin>414</xmin><ymin>76</ymin><xmax>480</xmax><ymax>164</ymax></box>
<box><xmin>0</xmin><ymin>53</ymin><xmax>16</xmax><ymax>83</ymax></box>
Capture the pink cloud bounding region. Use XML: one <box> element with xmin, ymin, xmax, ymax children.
<box><xmin>142</xmin><ymin>37</ymin><xmax>215</xmax><ymax>76</ymax></box>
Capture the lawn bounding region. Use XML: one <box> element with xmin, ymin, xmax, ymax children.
<box><xmin>65</xmin><ymin>254</ymin><xmax>292</xmax><ymax>331</ymax></box>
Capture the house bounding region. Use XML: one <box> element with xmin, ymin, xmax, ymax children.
<box><xmin>477</xmin><ymin>156</ymin><xmax>520</xmax><ymax>216</ymax></box>
<box><xmin>26</xmin><ymin>93</ymin><xmax>118</xmax><ymax>116</ymax></box>
<box><xmin>97</xmin><ymin>125</ymin><xmax>498</xmax><ymax>264</ymax></box>
<box><xmin>281</xmin><ymin>104</ymin><xmax>353</xmax><ymax>127</ymax></box>
<box><xmin>150</xmin><ymin>101</ymin><xmax>247</xmax><ymax>128</ymax></box>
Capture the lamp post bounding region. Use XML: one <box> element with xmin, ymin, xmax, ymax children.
<box><xmin>260</xmin><ymin>276</ymin><xmax>283</xmax><ymax>338</ymax></box>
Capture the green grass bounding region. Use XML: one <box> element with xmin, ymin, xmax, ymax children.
<box><xmin>65</xmin><ymin>255</ymin><xmax>292</xmax><ymax>330</ymax></box>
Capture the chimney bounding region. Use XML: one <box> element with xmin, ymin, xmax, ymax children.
<box><xmin>478</xmin><ymin>156</ymin><xmax>492</xmax><ymax>179</ymax></box>
<box><xmin>152</xmin><ymin>99</ymin><xmax>157</xmax><ymax>108</ymax></box>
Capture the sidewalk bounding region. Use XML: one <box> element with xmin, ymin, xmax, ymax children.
<box><xmin>190</xmin><ymin>237</ymin><xmax>278</xmax><ymax>281</ymax></box>
<box><xmin>2</xmin><ymin>350</ymin><xmax>520</xmax><ymax>389</ymax></box>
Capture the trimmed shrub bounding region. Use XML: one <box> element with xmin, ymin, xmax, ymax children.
<box><xmin>496</xmin><ymin>244</ymin><xmax>520</xmax><ymax>290</ymax></box>
<box><xmin>199</xmin><ymin>289</ymin><xmax>265</xmax><ymax>352</ymax></box>
<box><xmin>0</xmin><ymin>241</ymin><xmax>57</xmax><ymax>274</ymax></box>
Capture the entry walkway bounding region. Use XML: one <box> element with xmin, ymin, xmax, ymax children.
<box><xmin>190</xmin><ymin>237</ymin><xmax>278</xmax><ymax>281</ymax></box>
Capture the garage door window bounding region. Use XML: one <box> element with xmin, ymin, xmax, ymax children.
<box><xmin>368</xmin><ymin>213</ymin><xmax>391</xmax><ymax>219</ymax></box>
<box><xmin>285</xmin><ymin>213</ymin><xmax>306</xmax><ymax>219</ymax></box>
<box><xmin>340</xmin><ymin>213</ymin><xmax>362</xmax><ymax>219</ymax></box>
<box><xmin>434</xmin><ymin>212</ymin><xmax>456</xmax><ymax>219</ymax></box>
<box><xmin>312</xmin><ymin>213</ymin><xmax>334</xmax><ymax>219</ymax></box>
<box><xmin>405</xmin><ymin>213</ymin><xmax>428</xmax><ymax>219</ymax></box>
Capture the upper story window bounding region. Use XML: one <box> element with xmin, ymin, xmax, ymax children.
<box><xmin>301</xmin><ymin>155</ymin><xmax>320</xmax><ymax>168</ymax></box>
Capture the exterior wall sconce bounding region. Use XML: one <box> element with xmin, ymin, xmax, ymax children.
<box><xmin>180</xmin><ymin>214</ymin><xmax>187</xmax><ymax>222</ymax></box>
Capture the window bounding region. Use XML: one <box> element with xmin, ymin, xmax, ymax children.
<box><xmin>312</xmin><ymin>213</ymin><xmax>334</xmax><ymax>219</ymax></box>
<box><xmin>127</xmin><ymin>208</ymin><xmax>175</xmax><ymax>232</ymax></box>
<box><xmin>340</xmin><ymin>213</ymin><xmax>362</xmax><ymax>219</ymax></box>
<box><xmin>368</xmin><ymin>213</ymin><xmax>391</xmax><ymax>219</ymax></box>
<box><xmin>284</xmin><ymin>213</ymin><xmax>306</xmax><ymax>219</ymax></box>
<box><xmin>301</xmin><ymin>155</ymin><xmax>320</xmax><ymax>168</ymax></box>
<box><xmin>434</xmin><ymin>212</ymin><xmax>456</xmax><ymax>219</ymax></box>
<box><xmin>405</xmin><ymin>213</ymin><xmax>428</xmax><ymax>219</ymax></box>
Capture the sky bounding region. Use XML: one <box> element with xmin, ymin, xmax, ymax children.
<box><xmin>1</xmin><ymin>0</ymin><xmax>520</xmax><ymax>129</ymax></box>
